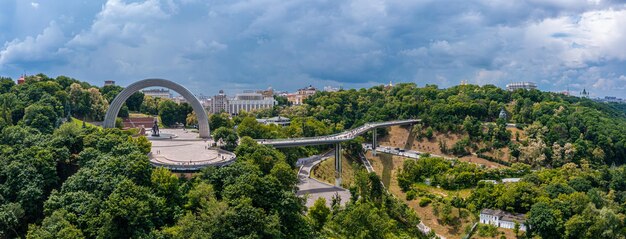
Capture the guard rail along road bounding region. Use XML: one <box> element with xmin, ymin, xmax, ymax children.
<box><xmin>255</xmin><ymin>119</ymin><xmax>420</xmax><ymax>148</ymax></box>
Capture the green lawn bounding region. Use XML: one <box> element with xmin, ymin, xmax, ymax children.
<box><xmin>129</xmin><ymin>112</ymin><xmax>152</xmax><ymax>118</ymax></box>
<box><xmin>411</xmin><ymin>183</ymin><xmax>474</xmax><ymax>198</ymax></box>
<box><xmin>70</xmin><ymin>117</ymin><xmax>99</xmax><ymax>129</ymax></box>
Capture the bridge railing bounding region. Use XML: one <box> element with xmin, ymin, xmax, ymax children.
<box><xmin>256</xmin><ymin>119</ymin><xmax>419</xmax><ymax>144</ymax></box>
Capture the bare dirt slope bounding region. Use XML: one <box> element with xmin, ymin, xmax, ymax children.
<box><xmin>379</xmin><ymin>126</ymin><xmax>507</xmax><ymax>168</ymax></box>
<box><xmin>366</xmin><ymin>151</ymin><xmax>473</xmax><ymax>238</ymax></box>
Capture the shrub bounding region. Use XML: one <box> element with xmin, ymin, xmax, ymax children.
<box><xmin>451</xmin><ymin>138</ymin><xmax>469</xmax><ymax>156</ymax></box>
<box><xmin>419</xmin><ymin>197</ymin><xmax>432</xmax><ymax>207</ymax></box>
<box><xmin>425</xmin><ymin>127</ymin><xmax>434</xmax><ymax>139</ymax></box>
<box><xmin>406</xmin><ymin>190</ymin><xmax>417</xmax><ymax>201</ymax></box>
<box><xmin>477</xmin><ymin>224</ymin><xmax>498</xmax><ymax>237</ymax></box>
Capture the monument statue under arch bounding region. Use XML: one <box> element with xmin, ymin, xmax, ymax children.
<box><xmin>103</xmin><ymin>78</ymin><xmax>210</xmax><ymax>138</ymax></box>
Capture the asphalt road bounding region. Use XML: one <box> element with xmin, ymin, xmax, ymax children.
<box><xmin>295</xmin><ymin>150</ymin><xmax>351</xmax><ymax>208</ymax></box>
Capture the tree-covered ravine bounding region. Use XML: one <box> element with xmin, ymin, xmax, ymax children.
<box><xmin>1</xmin><ymin>74</ymin><xmax>626</xmax><ymax>238</ymax></box>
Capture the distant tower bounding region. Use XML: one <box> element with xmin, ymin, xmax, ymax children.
<box><xmin>499</xmin><ymin>108</ymin><xmax>508</xmax><ymax>120</ymax></box>
<box><xmin>104</xmin><ymin>80</ymin><xmax>116</xmax><ymax>86</ymax></box>
<box><xmin>581</xmin><ymin>88</ymin><xmax>589</xmax><ymax>98</ymax></box>
<box><xmin>17</xmin><ymin>74</ymin><xmax>25</xmax><ymax>85</ymax></box>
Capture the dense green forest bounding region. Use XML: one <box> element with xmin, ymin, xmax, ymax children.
<box><xmin>297</xmin><ymin>83</ymin><xmax>626</xmax><ymax>167</ymax></box>
<box><xmin>0</xmin><ymin>75</ymin><xmax>424</xmax><ymax>238</ymax></box>
<box><xmin>397</xmin><ymin>156</ymin><xmax>626</xmax><ymax>238</ymax></box>
<box><xmin>1</xmin><ymin>74</ymin><xmax>626</xmax><ymax>238</ymax></box>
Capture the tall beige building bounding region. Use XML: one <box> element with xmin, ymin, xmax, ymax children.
<box><xmin>287</xmin><ymin>85</ymin><xmax>317</xmax><ymax>105</ymax></box>
<box><xmin>210</xmin><ymin>90</ymin><xmax>228</xmax><ymax>114</ymax></box>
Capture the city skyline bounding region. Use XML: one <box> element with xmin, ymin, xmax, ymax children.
<box><xmin>1</xmin><ymin>0</ymin><xmax>626</xmax><ymax>97</ymax></box>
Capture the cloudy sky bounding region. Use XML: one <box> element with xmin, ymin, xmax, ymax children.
<box><xmin>1</xmin><ymin>0</ymin><xmax>626</xmax><ymax>97</ymax></box>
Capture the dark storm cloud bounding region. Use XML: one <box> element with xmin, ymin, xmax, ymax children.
<box><xmin>1</xmin><ymin>0</ymin><xmax>626</xmax><ymax>97</ymax></box>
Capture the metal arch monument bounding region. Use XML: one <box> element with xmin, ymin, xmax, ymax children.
<box><xmin>103</xmin><ymin>78</ymin><xmax>210</xmax><ymax>138</ymax></box>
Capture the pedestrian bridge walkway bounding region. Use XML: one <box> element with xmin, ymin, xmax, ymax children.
<box><xmin>256</xmin><ymin>119</ymin><xmax>420</xmax><ymax>148</ymax></box>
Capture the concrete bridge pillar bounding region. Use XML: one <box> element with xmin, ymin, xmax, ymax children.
<box><xmin>372</xmin><ymin>128</ymin><xmax>377</xmax><ymax>156</ymax></box>
<box><xmin>335</xmin><ymin>143</ymin><xmax>342</xmax><ymax>187</ymax></box>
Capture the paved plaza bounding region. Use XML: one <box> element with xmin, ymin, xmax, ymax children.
<box><xmin>148</xmin><ymin>129</ymin><xmax>236</xmax><ymax>170</ymax></box>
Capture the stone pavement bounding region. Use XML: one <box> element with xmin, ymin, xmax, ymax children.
<box><xmin>148</xmin><ymin>129</ymin><xmax>236</xmax><ymax>169</ymax></box>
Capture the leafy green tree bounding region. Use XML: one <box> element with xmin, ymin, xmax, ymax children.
<box><xmin>26</xmin><ymin>209</ymin><xmax>84</xmax><ymax>239</ymax></box>
<box><xmin>177</xmin><ymin>103</ymin><xmax>193</xmax><ymax>126</ymax></box>
<box><xmin>274</xmin><ymin>95</ymin><xmax>290</xmax><ymax>106</ymax></box>
<box><xmin>68</xmin><ymin>83</ymin><xmax>108</xmax><ymax>121</ymax></box>
<box><xmin>100</xmin><ymin>85</ymin><xmax>123</xmax><ymax>103</ymax></box>
<box><xmin>212</xmin><ymin>197</ymin><xmax>281</xmax><ymax>238</ymax></box>
<box><xmin>325</xmin><ymin>201</ymin><xmax>396</xmax><ymax>239</ymax></box>
<box><xmin>343</xmin><ymin>136</ymin><xmax>365</xmax><ymax>156</ymax></box>
<box><xmin>270</xmin><ymin>162</ymin><xmax>298</xmax><ymax>191</ymax></box>
<box><xmin>0</xmin><ymin>203</ymin><xmax>25</xmax><ymax>237</ymax></box>
<box><xmin>587</xmin><ymin>206</ymin><xmax>624</xmax><ymax>239</ymax></box>
<box><xmin>22</xmin><ymin>104</ymin><xmax>57</xmax><ymax>134</ymax></box>
<box><xmin>159</xmin><ymin>100</ymin><xmax>180</xmax><ymax>127</ymax></box>
<box><xmin>51</xmin><ymin>123</ymin><xmax>85</xmax><ymax>155</ymax></box>
<box><xmin>118</xmin><ymin>105</ymin><xmax>129</xmax><ymax>118</ymax></box>
<box><xmin>150</xmin><ymin>167</ymin><xmax>182</xmax><ymax>224</ymax></box>
<box><xmin>425</xmin><ymin>127</ymin><xmax>434</xmax><ymax>139</ymax></box>
<box><xmin>236</xmin><ymin>117</ymin><xmax>271</xmax><ymax>139</ymax></box>
<box><xmin>0</xmin><ymin>93</ymin><xmax>17</xmax><ymax>126</ymax></box>
<box><xmin>0</xmin><ymin>77</ymin><xmax>15</xmax><ymax>94</ymax></box>
<box><xmin>308</xmin><ymin>198</ymin><xmax>331</xmax><ymax>232</ymax></box>
<box><xmin>527</xmin><ymin>202</ymin><xmax>563</xmax><ymax>239</ymax></box>
<box><xmin>125</xmin><ymin>92</ymin><xmax>144</xmax><ymax>111</ymax></box>
<box><xmin>140</xmin><ymin>95</ymin><xmax>162</xmax><ymax>115</ymax></box>
<box><xmin>209</xmin><ymin>113</ymin><xmax>234</xmax><ymax>130</ymax></box>
<box><xmin>213</xmin><ymin>127</ymin><xmax>238</xmax><ymax>151</ymax></box>
<box><xmin>135</xmin><ymin>136</ymin><xmax>152</xmax><ymax>154</ymax></box>
<box><xmin>84</xmin><ymin>90</ymin><xmax>107</xmax><ymax>120</ymax></box>
<box><xmin>97</xmin><ymin>179</ymin><xmax>166</xmax><ymax>238</ymax></box>
<box><xmin>463</xmin><ymin>116</ymin><xmax>481</xmax><ymax>139</ymax></box>
<box><xmin>186</xmin><ymin>111</ymin><xmax>198</xmax><ymax>126</ymax></box>
<box><xmin>496</xmin><ymin>181</ymin><xmax>538</xmax><ymax>212</ymax></box>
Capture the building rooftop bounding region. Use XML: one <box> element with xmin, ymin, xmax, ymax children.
<box><xmin>256</xmin><ymin>116</ymin><xmax>290</xmax><ymax>125</ymax></box>
<box><xmin>299</xmin><ymin>85</ymin><xmax>317</xmax><ymax>91</ymax></box>
<box><xmin>480</xmin><ymin>209</ymin><xmax>526</xmax><ymax>222</ymax></box>
<box><xmin>501</xmin><ymin>178</ymin><xmax>522</xmax><ymax>183</ymax></box>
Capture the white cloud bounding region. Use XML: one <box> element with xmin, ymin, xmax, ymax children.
<box><xmin>592</xmin><ymin>74</ymin><xmax>626</xmax><ymax>90</ymax></box>
<box><xmin>0</xmin><ymin>21</ymin><xmax>66</xmax><ymax>65</ymax></box>
<box><xmin>30</xmin><ymin>2</ymin><xmax>39</xmax><ymax>8</ymax></box>
<box><xmin>69</xmin><ymin>0</ymin><xmax>170</xmax><ymax>47</ymax></box>
<box><xmin>474</xmin><ymin>69</ymin><xmax>506</xmax><ymax>85</ymax></box>
<box><xmin>523</xmin><ymin>9</ymin><xmax>626</xmax><ymax>67</ymax></box>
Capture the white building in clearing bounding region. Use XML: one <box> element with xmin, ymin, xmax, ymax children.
<box><xmin>256</xmin><ymin>116</ymin><xmax>290</xmax><ymax>126</ymax></box>
<box><xmin>479</xmin><ymin>178</ymin><xmax>522</xmax><ymax>184</ymax></box>
<box><xmin>480</xmin><ymin>209</ymin><xmax>527</xmax><ymax>231</ymax></box>
<box><xmin>506</xmin><ymin>82</ymin><xmax>537</xmax><ymax>91</ymax></box>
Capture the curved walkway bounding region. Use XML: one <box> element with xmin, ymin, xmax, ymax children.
<box><xmin>296</xmin><ymin>150</ymin><xmax>351</xmax><ymax>207</ymax></box>
<box><xmin>257</xmin><ymin>119</ymin><xmax>420</xmax><ymax>148</ymax></box>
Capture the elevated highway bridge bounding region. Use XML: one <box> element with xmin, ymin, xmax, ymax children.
<box><xmin>256</xmin><ymin>119</ymin><xmax>420</xmax><ymax>186</ymax></box>
<box><xmin>256</xmin><ymin>119</ymin><xmax>420</xmax><ymax>147</ymax></box>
